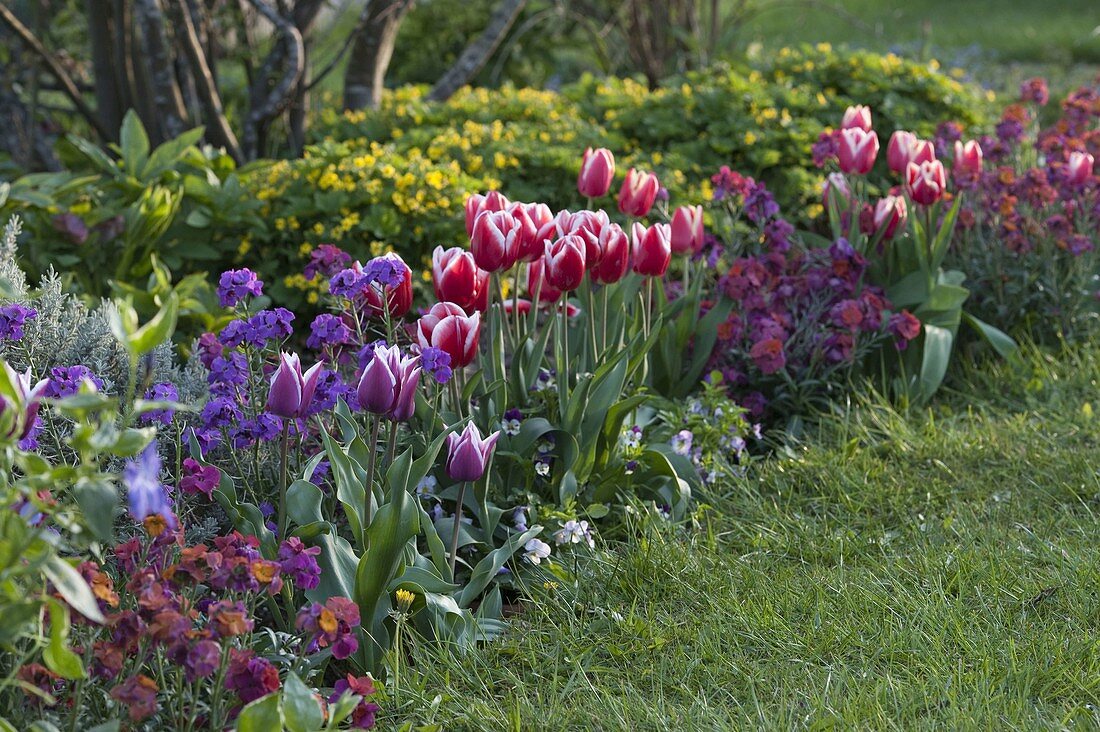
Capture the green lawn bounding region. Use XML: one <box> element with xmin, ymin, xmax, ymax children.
<box><xmin>383</xmin><ymin>346</ymin><xmax>1100</xmax><ymax>729</ymax></box>
<box><xmin>739</xmin><ymin>0</ymin><xmax>1100</xmax><ymax>63</ymax></box>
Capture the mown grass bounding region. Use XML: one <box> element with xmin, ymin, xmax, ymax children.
<box><xmin>382</xmin><ymin>345</ymin><xmax>1100</xmax><ymax>730</ymax></box>
<box><xmin>740</xmin><ymin>0</ymin><xmax>1100</xmax><ymax>64</ymax></box>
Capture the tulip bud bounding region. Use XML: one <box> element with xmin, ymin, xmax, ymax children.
<box><xmin>444</xmin><ymin>422</ymin><xmax>501</xmax><ymax>483</ymax></box>
<box><xmin>873</xmin><ymin>195</ymin><xmax>908</xmax><ymax>239</ymax></box>
<box><xmin>543</xmin><ymin>235</ymin><xmax>587</xmax><ymax>293</ymax></box>
<box><xmin>887</xmin><ymin>131</ymin><xmax>916</xmax><ymax>173</ymax></box>
<box><xmin>953</xmin><ymin>140</ymin><xmax>983</xmax><ymax>176</ymax></box>
<box><xmin>0</xmin><ymin>363</ymin><xmax>49</xmax><ymax>442</ymax></box>
<box><xmin>565</xmin><ymin>209</ymin><xmax>609</xmax><ymax>266</ymax></box>
<box><xmin>432</xmin><ymin>246</ymin><xmax>488</xmax><ymax>313</ymax></box>
<box><xmin>630</xmin><ymin>222</ymin><xmax>671</xmax><ymax>277</ymax></box>
<box><xmin>618</xmin><ymin>168</ymin><xmax>660</xmax><ymax>218</ymax></box>
<box><xmin>908</xmin><ymin>138</ymin><xmax>936</xmax><ymax>167</ymax></box>
<box><xmin>356</xmin><ymin>345</ymin><xmax>421</xmax><ymax>421</ymax></box>
<box><xmin>1067</xmin><ymin>151</ymin><xmax>1094</xmax><ymax>186</ymax></box>
<box><xmin>841</xmin><ymin>105</ymin><xmax>872</xmax><ymax>132</ymax></box>
<box><xmin>464</xmin><ymin>191</ymin><xmax>510</xmax><ymax>237</ymax></box>
<box><xmin>669</xmin><ymin>205</ymin><xmax>704</xmax><ymax>255</ymax></box>
<box><xmin>589</xmin><ymin>223</ymin><xmax>629</xmax><ymax>284</ymax></box>
<box><xmin>905</xmin><ymin>160</ymin><xmax>947</xmax><ymax>206</ymax></box>
<box><xmin>416</xmin><ymin>303</ymin><xmax>481</xmax><ymax>368</ymax></box>
<box><xmin>470</xmin><ymin>210</ymin><xmax>521</xmax><ymax>273</ymax></box>
<box><xmin>266</xmin><ymin>352</ymin><xmax>323</xmax><ymax>418</ymax></box>
<box><xmin>362</xmin><ymin>252</ymin><xmax>413</xmax><ymax>318</ymax></box>
<box><xmin>577</xmin><ymin>147</ymin><xmax>616</xmax><ymax>199</ymax></box>
<box><xmin>837</xmin><ymin>128</ymin><xmax>879</xmax><ymax>175</ymax></box>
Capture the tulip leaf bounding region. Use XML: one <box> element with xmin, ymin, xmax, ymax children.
<box><xmin>286</xmin><ymin>479</ymin><xmax>323</xmax><ymax>526</ymax></box>
<box><xmin>321</xmin><ymin>428</ymin><xmax>366</xmax><ymax>543</ymax></box>
<box><xmin>389</xmin><ymin>565</ymin><xmax>460</xmax><ymax>595</ymax></box>
<box><xmin>355</xmin><ymin>483</ymin><xmax>419</xmax><ymax>670</ymax></box>
<box><xmin>306</xmin><ymin>531</ymin><xmax>359</xmax><ymax>605</ymax></box>
<box><xmin>457</xmin><ymin>526</ymin><xmax>540</xmax><ymax>607</ymax></box>
<box><xmin>918</xmin><ymin>323</ymin><xmax>954</xmax><ymax>403</ymax></box>
<box><xmin>418</xmin><ymin>503</ymin><xmax>453</xmax><ymax>581</ymax></box>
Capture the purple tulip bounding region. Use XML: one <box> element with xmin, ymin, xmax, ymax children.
<box><xmin>265</xmin><ymin>352</ymin><xmax>323</xmax><ymax>418</ymax></box>
<box><xmin>445</xmin><ymin>422</ymin><xmax>501</xmax><ymax>483</ymax></box>
<box><xmin>1</xmin><ymin>362</ymin><xmax>49</xmax><ymax>441</ymax></box>
<box><xmin>356</xmin><ymin>345</ymin><xmax>421</xmax><ymax>422</ymax></box>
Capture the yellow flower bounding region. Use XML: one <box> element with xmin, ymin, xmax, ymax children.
<box><xmin>395</xmin><ymin>589</ymin><xmax>416</xmax><ymax>612</ymax></box>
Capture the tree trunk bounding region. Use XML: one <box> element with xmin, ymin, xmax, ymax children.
<box><xmin>134</xmin><ymin>0</ymin><xmax>189</xmax><ymax>141</ymax></box>
<box><xmin>86</xmin><ymin>0</ymin><xmax>124</xmax><ymax>138</ymax></box>
<box><xmin>343</xmin><ymin>0</ymin><xmax>414</xmax><ymax>111</ymax></box>
<box><xmin>428</xmin><ymin>0</ymin><xmax>526</xmax><ymax>102</ymax></box>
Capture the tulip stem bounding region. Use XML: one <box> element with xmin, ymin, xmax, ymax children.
<box><xmin>585</xmin><ymin>282</ymin><xmax>599</xmax><ymax>368</ymax></box>
<box><xmin>600</xmin><ymin>284</ymin><xmax>609</xmax><ymax>353</ymax></box>
<box><xmin>559</xmin><ymin>298</ymin><xmax>570</xmax><ymax>405</ymax></box>
<box><xmin>277</xmin><ymin>421</ymin><xmax>290</xmax><ymax>541</ymax></box>
<box><xmin>448</xmin><ymin>481</ymin><xmax>468</xmax><ymax>577</ymax></box>
<box><xmin>385</xmin><ymin>420</ymin><xmax>399</xmax><ymax>470</ymax></box>
<box><xmin>365</xmin><ymin>416</ymin><xmax>382</xmax><ymax>537</ymax></box>
<box><xmin>511</xmin><ymin>263</ymin><xmax>523</xmax><ymax>346</ymax></box>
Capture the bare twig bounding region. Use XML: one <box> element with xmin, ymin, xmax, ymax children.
<box><xmin>0</xmin><ymin>0</ymin><xmax>112</xmax><ymax>140</ymax></box>
<box><xmin>169</xmin><ymin>0</ymin><xmax>243</xmax><ymax>160</ymax></box>
<box><xmin>134</xmin><ymin>0</ymin><xmax>188</xmax><ymax>139</ymax></box>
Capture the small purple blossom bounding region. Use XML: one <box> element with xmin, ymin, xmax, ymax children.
<box><xmin>44</xmin><ymin>365</ymin><xmax>104</xmax><ymax>398</ymax></box>
<box><xmin>418</xmin><ymin>347</ymin><xmax>453</xmax><ymax>384</ymax></box>
<box><xmin>307</xmin><ymin>313</ymin><xmax>353</xmax><ymax>351</ymax></box>
<box><xmin>279</xmin><ymin>538</ymin><xmax>322</xmax><ymax>590</ymax></box>
<box><xmin>217</xmin><ymin>269</ymin><xmax>263</xmax><ymax>308</ymax></box>
<box><xmin>0</xmin><ymin>304</ymin><xmax>37</xmax><ymax>340</ymax></box>
<box><xmin>139</xmin><ymin>382</ymin><xmax>179</xmax><ymax>426</ymax></box>
<box><xmin>125</xmin><ymin>443</ymin><xmax>177</xmax><ymax>530</ymax></box>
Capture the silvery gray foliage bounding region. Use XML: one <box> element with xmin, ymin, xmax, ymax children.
<box><xmin>0</xmin><ymin>215</ymin><xmax>205</xmax><ymax>401</ymax></box>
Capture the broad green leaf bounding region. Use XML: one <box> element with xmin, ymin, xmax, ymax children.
<box><xmin>918</xmin><ymin>323</ymin><xmax>954</xmax><ymax>403</ymax></box>
<box><xmin>306</xmin><ymin>532</ymin><xmax>358</xmax><ymax>605</ymax></box>
<box><xmin>282</xmin><ymin>672</ymin><xmax>324</xmax><ymax>732</ymax></box>
<box><xmin>236</xmin><ymin>691</ymin><xmax>283</xmax><ymax>732</ymax></box>
<box><xmin>286</xmin><ymin>480</ymin><xmax>323</xmax><ymax>526</ymax></box>
<box><xmin>963</xmin><ymin>312</ymin><xmax>1020</xmax><ymax>362</ymax></box>
<box><xmin>119</xmin><ymin>110</ymin><xmax>150</xmax><ymax>173</ymax></box>
<box><xmin>74</xmin><ymin>478</ymin><xmax>117</xmax><ymax>542</ymax></box>
<box><xmin>44</xmin><ymin>556</ymin><xmax>105</xmax><ymax>624</ymax></box>
<box><xmin>457</xmin><ymin>527</ymin><xmax>540</xmax><ymax>607</ymax></box>
<box><xmin>127</xmin><ymin>291</ymin><xmax>179</xmax><ymax>355</ymax></box>
<box><xmin>43</xmin><ymin>601</ymin><xmax>84</xmax><ymax>680</ymax></box>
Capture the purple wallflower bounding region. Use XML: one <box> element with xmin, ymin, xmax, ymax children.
<box><xmin>217</xmin><ymin>269</ymin><xmax>264</xmax><ymax>308</ymax></box>
<box><xmin>362</xmin><ymin>257</ymin><xmax>405</xmax><ymax>289</ymax></box>
<box><xmin>125</xmin><ymin>443</ymin><xmax>177</xmax><ymax>531</ymax></box>
<box><xmin>744</xmin><ymin>182</ymin><xmax>780</xmax><ymax>224</ymax></box>
<box><xmin>248</xmin><ymin>308</ymin><xmax>295</xmax><ymax>344</ymax></box>
<box><xmin>200</xmin><ymin>396</ymin><xmax>242</xmax><ymax>429</ymax></box>
<box><xmin>278</xmin><ymin>538</ymin><xmax>322</xmax><ymax>590</ymax></box>
<box><xmin>307</xmin><ymin>314</ymin><xmax>353</xmax><ymax>351</ymax></box>
<box><xmin>44</xmin><ymin>365</ymin><xmax>104</xmax><ymax>398</ymax></box>
<box><xmin>229</xmin><ymin>414</ymin><xmax>283</xmax><ymax>449</ymax></box>
<box><xmin>139</xmin><ymin>383</ymin><xmax>179</xmax><ymax>426</ymax></box>
<box><xmin>179</xmin><ymin>458</ymin><xmax>220</xmax><ymax>498</ymax></box>
<box><xmin>208</xmin><ymin>352</ymin><xmax>249</xmax><ymax>387</ymax></box>
<box><xmin>304</xmin><ymin>244</ymin><xmax>351</xmax><ymax>281</ymax></box>
<box><xmin>330</xmin><ymin>269</ymin><xmax>367</xmax><ymax>299</ymax></box>
<box><xmin>0</xmin><ymin>304</ymin><xmax>37</xmax><ymax>340</ymax></box>
<box><xmin>226</xmin><ymin>649</ymin><xmax>280</xmax><ymax>704</ymax></box>
<box><xmin>418</xmin><ymin>347</ymin><xmax>453</xmax><ymax>384</ymax></box>
<box><xmin>184</xmin><ymin>640</ymin><xmax>221</xmax><ymax>682</ymax></box>
<box><xmin>196</xmin><ymin>333</ymin><xmax>223</xmax><ymax>369</ymax></box>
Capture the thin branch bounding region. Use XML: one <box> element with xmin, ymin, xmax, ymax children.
<box><xmin>242</xmin><ymin>0</ymin><xmax>304</xmax><ymax>159</ymax></box>
<box><xmin>429</xmin><ymin>0</ymin><xmax>527</xmax><ymax>102</ymax></box>
<box><xmin>303</xmin><ymin>0</ymin><xmax>374</xmax><ymax>93</ymax></box>
<box><xmin>0</xmin><ymin>0</ymin><xmax>112</xmax><ymax>140</ymax></box>
<box><xmin>169</xmin><ymin>0</ymin><xmax>244</xmax><ymax>160</ymax></box>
